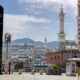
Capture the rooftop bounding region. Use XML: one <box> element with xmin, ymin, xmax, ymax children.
<box><xmin>67</xmin><ymin>58</ymin><xmax>80</xmax><ymax>62</ymax></box>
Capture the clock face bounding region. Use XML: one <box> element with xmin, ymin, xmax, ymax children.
<box><xmin>0</xmin><ymin>5</ymin><xmax>3</xmax><ymax>13</ymax></box>
<box><xmin>0</xmin><ymin>6</ymin><xmax>3</xmax><ymax>23</ymax></box>
<box><xmin>0</xmin><ymin>14</ymin><xmax>3</xmax><ymax>24</ymax></box>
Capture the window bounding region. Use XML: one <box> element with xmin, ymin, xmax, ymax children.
<box><xmin>78</xmin><ymin>23</ymin><xmax>80</xmax><ymax>26</ymax></box>
<box><xmin>72</xmin><ymin>70</ymin><xmax>75</xmax><ymax>73</ymax></box>
<box><xmin>78</xmin><ymin>37</ymin><xmax>80</xmax><ymax>40</ymax></box>
<box><xmin>51</xmin><ymin>57</ymin><xmax>53</xmax><ymax>60</ymax></box>
<box><xmin>73</xmin><ymin>54</ymin><xmax>78</xmax><ymax>58</ymax></box>
<box><xmin>58</xmin><ymin>56</ymin><xmax>60</xmax><ymax>59</ymax></box>
<box><xmin>63</xmin><ymin>53</ymin><xmax>70</xmax><ymax>59</ymax></box>
<box><xmin>78</xmin><ymin>20</ymin><xmax>80</xmax><ymax>23</ymax></box>
<box><xmin>79</xmin><ymin>1</ymin><xmax>80</xmax><ymax>3</ymax></box>
<box><xmin>78</xmin><ymin>28</ymin><xmax>80</xmax><ymax>31</ymax></box>
<box><xmin>55</xmin><ymin>56</ymin><xmax>56</xmax><ymax>59</ymax></box>
<box><xmin>78</xmin><ymin>5</ymin><xmax>80</xmax><ymax>16</ymax></box>
<box><xmin>78</xmin><ymin>32</ymin><xmax>80</xmax><ymax>35</ymax></box>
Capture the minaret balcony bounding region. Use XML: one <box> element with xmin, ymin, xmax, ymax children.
<box><xmin>59</xmin><ymin>32</ymin><xmax>65</xmax><ymax>34</ymax></box>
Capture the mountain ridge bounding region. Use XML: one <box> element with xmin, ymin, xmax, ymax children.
<box><xmin>11</xmin><ymin>38</ymin><xmax>59</xmax><ymax>49</ymax></box>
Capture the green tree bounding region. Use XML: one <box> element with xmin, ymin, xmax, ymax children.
<box><xmin>52</xmin><ymin>64</ymin><xmax>62</xmax><ymax>69</ymax></box>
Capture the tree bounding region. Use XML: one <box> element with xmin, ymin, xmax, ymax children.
<box><xmin>52</xmin><ymin>64</ymin><xmax>62</xmax><ymax>69</ymax></box>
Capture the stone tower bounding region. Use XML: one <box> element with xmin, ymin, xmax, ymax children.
<box><xmin>58</xmin><ymin>6</ymin><xmax>65</xmax><ymax>49</ymax></box>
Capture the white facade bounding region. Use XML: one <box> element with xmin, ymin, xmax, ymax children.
<box><xmin>66</xmin><ymin>61</ymin><xmax>76</xmax><ymax>76</ymax></box>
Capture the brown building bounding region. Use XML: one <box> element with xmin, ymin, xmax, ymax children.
<box><xmin>45</xmin><ymin>51</ymin><xmax>63</xmax><ymax>65</ymax></box>
<box><xmin>45</xmin><ymin>49</ymin><xmax>80</xmax><ymax>65</ymax></box>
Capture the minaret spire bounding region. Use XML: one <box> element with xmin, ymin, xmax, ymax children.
<box><xmin>44</xmin><ymin>37</ymin><xmax>48</xmax><ymax>53</ymax></box>
<box><xmin>59</xmin><ymin>5</ymin><xmax>65</xmax><ymax>41</ymax></box>
<box><xmin>58</xmin><ymin>5</ymin><xmax>65</xmax><ymax>49</ymax></box>
<box><xmin>44</xmin><ymin>37</ymin><xmax>47</xmax><ymax>49</ymax></box>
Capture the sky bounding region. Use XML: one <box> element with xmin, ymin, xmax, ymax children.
<box><xmin>0</xmin><ymin>0</ymin><xmax>78</xmax><ymax>42</ymax></box>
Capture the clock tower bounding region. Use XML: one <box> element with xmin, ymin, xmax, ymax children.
<box><xmin>0</xmin><ymin>5</ymin><xmax>4</xmax><ymax>74</ymax></box>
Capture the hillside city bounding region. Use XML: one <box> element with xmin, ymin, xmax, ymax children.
<box><xmin>0</xmin><ymin>0</ymin><xmax>80</xmax><ymax>80</ymax></box>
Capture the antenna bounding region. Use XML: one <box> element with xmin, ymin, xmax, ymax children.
<box><xmin>60</xmin><ymin>3</ymin><xmax>64</xmax><ymax>12</ymax></box>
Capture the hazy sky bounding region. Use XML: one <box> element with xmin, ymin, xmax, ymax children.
<box><xmin>0</xmin><ymin>0</ymin><xmax>78</xmax><ymax>42</ymax></box>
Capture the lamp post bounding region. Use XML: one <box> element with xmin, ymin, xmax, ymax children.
<box><xmin>4</xmin><ymin>32</ymin><xmax>11</xmax><ymax>74</ymax></box>
<box><xmin>70</xmin><ymin>40</ymin><xmax>73</xmax><ymax>59</ymax></box>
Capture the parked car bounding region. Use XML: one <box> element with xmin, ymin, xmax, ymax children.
<box><xmin>25</xmin><ymin>66</ymin><xmax>32</xmax><ymax>72</ymax></box>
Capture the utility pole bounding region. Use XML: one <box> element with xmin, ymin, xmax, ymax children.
<box><xmin>70</xmin><ymin>40</ymin><xmax>73</xmax><ymax>59</ymax></box>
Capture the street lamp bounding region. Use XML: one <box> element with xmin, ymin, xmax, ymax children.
<box><xmin>5</xmin><ymin>33</ymin><xmax>11</xmax><ymax>59</ymax></box>
<box><xmin>4</xmin><ymin>32</ymin><xmax>11</xmax><ymax>74</ymax></box>
<box><xmin>70</xmin><ymin>41</ymin><xmax>73</xmax><ymax>57</ymax></box>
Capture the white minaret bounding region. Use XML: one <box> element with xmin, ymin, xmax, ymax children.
<box><xmin>44</xmin><ymin>37</ymin><xmax>48</xmax><ymax>53</ymax></box>
<box><xmin>58</xmin><ymin>6</ymin><xmax>65</xmax><ymax>49</ymax></box>
<box><xmin>59</xmin><ymin>6</ymin><xmax>65</xmax><ymax>42</ymax></box>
